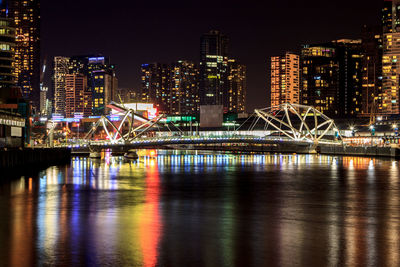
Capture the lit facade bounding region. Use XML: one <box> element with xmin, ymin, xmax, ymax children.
<box><xmin>0</xmin><ymin>16</ymin><xmax>15</xmax><ymax>100</ymax></box>
<box><xmin>227</xmin><ymin>59</ymin><xmax>246</xmax><ymax>113</ymax></box>
<box><xmin>382</xmin><ymin>32</ymin><xmax>400</xmax><ymax>114</ymax></box>
<box><xmin>53</xmin><ymin>56</ymin><xmax>69</xmax><ymax>116</ymax></box>
<box><xmin>383</xmin><ymin>0</ymin><xmax>393</xmax><ymax>34</ymax></box>
<box><xmin>270</xmin><ymin>52</ymin><xmax>299</xmax><ymax>107</ymax></box>
<box><xmin>65</xmin><ymin>74</ymin><xmax>92</xmax><ymax>118</ymax></box>
<box><xmin>9</xmin><ymin>0</ymin><xmax>40</xmax><ymax>110</ymax></box>
<box><xmin>170</xmin><ymin>60</ymin><xmax>199</xmax><ymax>115</ymax></box>
<box><xmin>141</xmin><ymin>63</ymin><xmax>170</xmax><ymax>113</ymax></box>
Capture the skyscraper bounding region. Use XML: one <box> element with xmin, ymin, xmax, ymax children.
<box><xmin>227</xmin><ymin>59</ymin><xmax>246</xmax><ymax>113</ymax></box>
<box><xmin>301</xmin><ymin>40</ymin><xmax>364</xmax><ymax>117</ymax></box>
<box><xmin>199</xmin><ymin>30</ymin><xmax>229</xmax><ymax>107</ymax></box>
<box><xmin>383</xmin><ymin>0</ymin><xmax>393</xmax><ymax>33</ymax></box>
<box><xmin>361</xmin><ymin>25</ymin><xmax>383</xmax><ymax>116</ymax></box>
<box><xmin>9</xmin><ymin>0</ymin><xmax>40</xmax><ymax>111</ymax></box>
<box><xmin>141</xmin><ymin>63</ymin><xmax>171</xmax><ymax>113</ymax></box>
<box><xmin>0</xmin><ymin>9</ymin><xmax>16</xmax><ymax>104</ymax></box>
<box><xmin>53</xmin><ymin>56</ymin><xmax>70</xmax><ymax>116</ymax></box>
<box><xmin>270</xmin><ymin>52</ymin><xmax>300</xmax><ymax>107</ymax></box>
<box><xmin>65</xmin><ymin>74</ymin><xmax>92</xmax><ymax>118</ymax></box>
<box><xmin>382</xmin><ymin>32</ymin><xmax>400</xmax><ymax>114</ymax></box>
<box><xmin>382</xmin><ymin>0</ymin><xmax>400</xmax><ymax>114</ymax></box>
<box><xmin>170</xmin><ymin>60</ymin><xmax>199</xmax><ymax>115</ymax></box>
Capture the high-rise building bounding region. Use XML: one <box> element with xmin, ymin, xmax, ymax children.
<box><xmin>65</xmin><ymin>74</ymin><xmax>92</xmax><ymax>118</ymax></box>
<box><xmin>39</xmin><ymin>86</ymin><xmax>47</xmax><ymax>114</ymax></box>
<box><xmin>382</xmin><ymin>32</ymin><xmax>400</xmax><ymax>114</ymax></box>
<box><xmin>141</xmin><ymin>63</ymin><xmax>171</xmax><ymax>113</ymax></box>
<box><xmin>0</xmin><ymin>13</ymin><xmax>16</xmax><ymax>104</ymax></box>
<box><xmin>199</xmin><ymin>30</ymin><xmax>229</xmax><ymax>107</ymax></box>
<box><xmin>361</xmin><ymin>25</ymin><xmax>383</xmax><ymax>115</ymax></box>
<box><xmin>301</xmin><ymin>40</ymin><xmax>364</xmax><ymax>118</ymax></box>
<box><xmin>87</xmin><ymin>56</ymin><xmax>117</xmax><ymax>115</ymax></box>
<box><xmin>227</xmin><ymin>59</ymin><xmax>246</xmax><ymax>113</ymax></box>
<box><xmin>170</xmin><ymin>60</ymin><xmax>199</xmax><ymax>115</ymax></box>
<box><xmin>383</xmin><ymin>0</ymin><xmax>393</xmax><ymax>33</ymax></box>
<box><xmin>270</xmin><ymin>52</ymin><xmax>300</xmax><ymax>107</ymax></box>
<box><xmin>53</xmin><ymin>56</ymin><xmax>70</xmax><ymax>116</ymax></box>
<box><xmin>9</xmin><ymin>0</ymin><xmax>40</xmax><ymax>111</ymax></box>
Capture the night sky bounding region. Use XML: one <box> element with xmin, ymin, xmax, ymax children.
<box><xmin>41</xmin><ymin>0</ymin><xmax>381</xmax><ymax>112</ymax></box>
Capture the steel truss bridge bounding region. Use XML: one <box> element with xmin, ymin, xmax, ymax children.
<box><xmin>70</xmin><ymin>103</ymin><xmax>343</xmax><ymax>150</ymax></box>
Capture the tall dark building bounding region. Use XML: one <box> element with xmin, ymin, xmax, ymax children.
<box><xmin>141</xmin><ymin>63</ymin><xmax>171</xmax><ymax>113</ymax></box>
<box><xmin>383</xmin><ymin>0</ymin><xmax>393</xmax><ymax>33</ymax></box>
<box><xmin>0</xmin><ymin>6</ymin><xmax>15</xmax><ymax>102</ymax></box>
<box><xmin>301</xmin><ymin>40</ymin><xmax>364</xmax><ymax>118</ymax></box>
<box><xmin>227</xmin><ymin>59</ymin><xmax>246</xmax><ymax>113</ymax></box>
<box><xmin>361</xmin><ymin>25</ymin><xmax>383</xmax><ymax>115</ymax></box>
<box><xmin>199</xmin><ymin>30</ymin><xmax>229</xmax><ymax>107</ymax></box>
<box><xmin>9</xmin><ymin>0</ymin><xmax>40</xmax><ymax>111</ymax></box>
<box><xmin>170</xmin><ymin>60</ymin><xmax>199</xmax><ymax>115</ymax></box>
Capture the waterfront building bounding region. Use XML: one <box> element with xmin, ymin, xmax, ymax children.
<box><xmin>53</xmin><ymin>56</ymin><xmax>69</xmax><ymax>116</ymax></box>
<box><xmin>270</xmin><ymin>52</ymin><xmax>300</xmax><ymax>107</ymax></box>
<box><xmin>65</xmin><ymin>74</ymin><xmax>92</xmax><ymax>118</ymax></box>
<box><xmin>227</xmin><ymin>59</ymin><xmax>246</xmax><ymax>113</ymax></box>
<box><xmin>199</xmin><ymin>30</ymin><xmax>229</xmax><ymax>107</ymax></box>
<box><xmin>9</xmin><ymin>0</ymin><xmax>40</xmax><ymax>111</ymax></box>
<box><xmin>170</xmin><ymin>60</ymin><xmax>199</xmax><ymax>115</ymax></box>
<box><xmin>301</xmin><ymin>40</ymin><xmax>364</xmax><ymax>118</ymax></box>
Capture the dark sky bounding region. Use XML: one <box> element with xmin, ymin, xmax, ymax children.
<box><xmin>41</xmin><ymin>0</ymin><xmax>382</xmax><ymax>112</ymax></box>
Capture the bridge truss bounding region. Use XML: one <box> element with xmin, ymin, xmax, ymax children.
<box><xmin>246</xmin><ymin>103</ymin><xmax>342</xmax><ymax>143</ymax></box>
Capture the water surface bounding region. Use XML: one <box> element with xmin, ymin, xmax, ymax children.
<box><xmin>0</xmin><ymin>150</ymin><xmax>399</xmax><ymax>266</ymax></box>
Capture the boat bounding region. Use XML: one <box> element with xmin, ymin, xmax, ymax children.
<box><xmin>124</xmin><ymin>149</ymin><xmax>139</xmax><ymax>160</ymax></box>
<box><xmin>89</xmin><ymin>151</ymin><xmax>101</xmax><ymax>159</ymax></box>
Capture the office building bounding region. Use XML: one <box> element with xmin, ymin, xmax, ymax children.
<box><xmin>39</xmin><ymin>86</ymin><xmax>47</xmax><ymax>114</ymax></box>
<box><xmin>9</xmin><ymin>0</ymin><xmax>40</xmax><ymax>110</ymax></box>
<box><xmin>301</xmin><ymin>40</ymin><xmax>364</xmax><ymax>118</ymax></box>
<box><xmin>227</xmin><ymin>59</ymin><xmax>246</xmax><ymax>113</ymax></box>
<box><xmin>199</xmin><ymin>30</ymin><xmax>229</xmax><ymax>107</ymax></box>
<box><xmin>270</xmin><ymin>52</ymin><xmax>300</xmax><ymax>107</ymax></box>
<box><xmin>65</xmin><ymin>74</ymin><xmax>92</xmax><ymax>118</ymax></box>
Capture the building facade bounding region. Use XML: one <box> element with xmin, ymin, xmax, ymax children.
<box><xmin>65</xmin><ymin>74</ymin><xmax>92</xmax><ymax>118</ymax></box>
<box><xmin>141</xmin><ymin>63</ymin><xmax>171</xmax><ymax>113</ymax></box>
<box><xmin>9</xmin><ymin>0</ymin><xmax>40</xmax><ymax>111</ymax></box>
<box><xmin>301</xmin><ymin>40</ymin><xmax>364</xmax><ymax>118</ymax></box>
<box><xmin>270</xmin><ymin>52</ymin><xmax>300</xmax><ymax>107</ymax></box>
<box><xmin>382</xmin><ymin>32</ymin><xmax>400</xmax><ymax>114</ymax></box>
<box><xmin>170</xmin><ymin>60</ymin><xmax>199</xmax><ymax>115</ymax></box>
<box><xmin>199</xmin><ymin>30</ymin><xmax>229</xmax><ymax>107</ymax></box>
<box><xmin>227</xmin><ymin>59</ymin><xmax>246</xmax><ymax>113</ymax></box>
<box><xmin>361</xmin><ymin>25</ymin><xmax>383</xmax><ymax>116</ymax></box>
<box><xmin>53</xmin><ymin>56</ymin><xmax>69</xmax><ymax>116</ymax></box>
<box><xmin>0</xmin><ymin>15</ymin><xmax>15</xmax><ymax>103</ymax></box>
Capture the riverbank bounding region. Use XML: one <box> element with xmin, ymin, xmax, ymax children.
<box><xmin>0</xmin><ymin>147</ymin><xmax>71</xmax><ymax>170</ymax></box>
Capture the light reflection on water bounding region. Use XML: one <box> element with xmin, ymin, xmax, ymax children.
<box><xmin>0</xmin><ymin>151</ymin><xmax>399</xmax><ymax>266</ymax></box>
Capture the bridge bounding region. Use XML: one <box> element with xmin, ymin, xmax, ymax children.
<box><xmin>60</xmin><ymin>103</ymin><xmax>343</xmax><ymax>153</ymax></box>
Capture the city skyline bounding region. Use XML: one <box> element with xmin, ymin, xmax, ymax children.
<box><xmin>41</xmin><ymin>0</ymin><xmax>381</xmax><ymax>112</ymax></box>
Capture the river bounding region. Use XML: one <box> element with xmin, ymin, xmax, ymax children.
<box><xmin>0</xmin><ymin>150</ymin><xmax>399</xmax><ymax>266</ymax></box>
